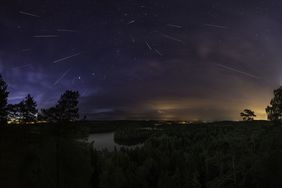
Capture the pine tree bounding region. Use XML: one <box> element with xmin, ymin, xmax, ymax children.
<box><xmin>41</xmin><ymin>90</ymin><xmax>80</xmax><ymax>123</ymax></box>
<box><xmin>0</xmin><ymin>74</ymin><xmax>9</xmax><ymax>125</ymax></box>
<box><xmin>266</xmin><ymin>86</ymin><xmax>282</xmax><ymax>124</ymax></box>
<box><xmin>7</xmin><ymin>103</ymin><xmax>24</xmax><ymax>124</ymax></box>
<box><xmin>240</xmin><ymin>109</ymin><xmax>256</xmax><ymax>121</ymax></box>
<box><xmin>56</xmin><ymin>90</ymin><xmax>80</xmax><ymax>122</ymax></box>
<box><xmin>22</xmin><ymin>94</ymin><xmax>38</xmax><ymax>123</ymax></box>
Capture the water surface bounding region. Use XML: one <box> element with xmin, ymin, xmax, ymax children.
<box><xmin>84</xmin><ymin>132</ymin><xmax>143</xmax><ymax>151</ymax></box>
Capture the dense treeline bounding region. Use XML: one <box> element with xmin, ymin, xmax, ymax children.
<box><xmin>0</xmin><ymin>74</ymin><xmax>80</xmax><ymax>125</ymax></box>
<box><xmin>90</xmin><ymin>124</ymin><xmax>282</xmax><ymax>188</ymax></box>
<box><xmin>0</xmin><ymin>125</ymin><xmax>91</xmax><ymax>188</ymax></box>
<box><xmin>4</xmin><ymin>122</ymin><xmax>282</xmax><ymax>188</ymax></box>
<box><xmin>114</xmin><ymin>127</ymin><xmax>156</xmax><ymax>145</ymax></box>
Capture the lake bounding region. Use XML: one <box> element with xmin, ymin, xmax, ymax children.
<box><xmin>83</xmin><ymin>132</ymin><xmax>143</xmax><ymax>151</ymax></box>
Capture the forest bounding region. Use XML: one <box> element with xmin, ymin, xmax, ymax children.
<box><xmin>1</xmin><ymin>121</ymin><xmax>282</xmax><ymax>188</ymax></box>
<box><xmin>1</xmin><ymin>76</ymin><xmax>282</xmax><ymax>188</ymax></box>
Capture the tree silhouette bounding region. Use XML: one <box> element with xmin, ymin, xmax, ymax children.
<box><xmin>41</xmin><ymin>90</ymin><xmax>80</xmax><ymax>123</ymax></box>
<box><xmin>0</xmin><ymin>74</ymin><xmax>9</xmax><ymax>125</ymax></box>
<box><xmin>240</xmin><ymin>109</ymin><xmax>256</xmax><ymax>121</ymax></box>
<box><xmin>7</xmin><ymin>95</ymin><xmax>37</xmax><ymax>124</ymax></box>
<box><xmin>41</xmin><ymin>107</ymin><xmax>59</xmax><ymax>123</ymax></box>
<box><xmin>266</xmin><ymin>86</ymin><xmax>282</xmax><ymax>124</ymax></box>
<box><xmin>22</xmin><ymin>94</ymin><xmax>38</xmax><ymax>124</ymax></box>
<box><xmin>7</xmin><ymin>102</ymin><xmax>24</xmax><ymax>124</ymax></box>
<box><xmin>56</xmin><ymin>90</ymin><xmax>80</xmax><ymax>122</ymax></box>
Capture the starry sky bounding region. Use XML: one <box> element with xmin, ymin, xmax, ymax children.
<box><xmin>1</xmin><ymin>0</ymin><xmax>281</xmax><ymax>120</ymax></box>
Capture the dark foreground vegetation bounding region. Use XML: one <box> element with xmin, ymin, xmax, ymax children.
<box><xmin>114</xmin><ymin>127</ymin><xmax>156</xmax><ymax>146</ymax></box>
<box><xmin>2</xmin><ymin>75</ymin><xmax>282</xmax><ymax>187</ymax></box>
<box><xmin>2</xmin><ymin>121</ymin><xmax>282</xmax><ymax>188</ymax></box>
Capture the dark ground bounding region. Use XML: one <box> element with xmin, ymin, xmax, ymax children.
<box><xmin>1</xmin><ymin>120</ymin><xmax>281</xmax><ymax>188</ymax></box>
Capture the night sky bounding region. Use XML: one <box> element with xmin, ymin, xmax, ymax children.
<box><xmin>1</xmin><ymin>0</ymin><xmax>281</xmax><ymax>120</ymax></box>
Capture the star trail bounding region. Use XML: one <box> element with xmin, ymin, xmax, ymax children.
<box><xmin>1</xmin><ymin>0</ymin><xmax>281</xmax><ymax>120</ymax></box>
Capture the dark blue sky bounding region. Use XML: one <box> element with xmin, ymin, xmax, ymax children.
<box><xmin>1</xmin><ymin>0</ymin><xmax>282</xmax><ymax>120</ymax></box>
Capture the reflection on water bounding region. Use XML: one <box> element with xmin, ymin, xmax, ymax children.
<box><xmin>83</xmin><ymin>132</ymin><xmax>143</xmax><ymax>151</ymax></box>
<box><xmin>85</xmin><ymin>132</ymin><xmax>119</xmax><ymax>150</ymax></box>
